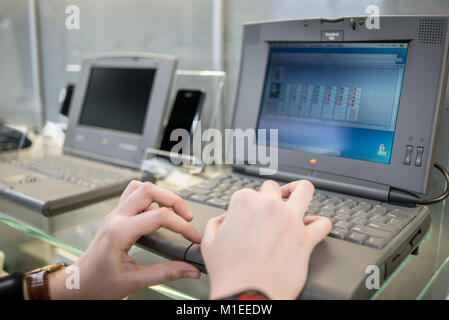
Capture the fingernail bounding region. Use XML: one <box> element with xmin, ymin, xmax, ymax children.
<box><xmin>182</xmin><ymin>271</ymin><xmax>200</xmax><ymax>279</ymax></box>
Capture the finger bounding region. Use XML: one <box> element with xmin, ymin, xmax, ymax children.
<box><xmin>130</xmin><ymin>207</ymin><xmax>202</xmax><ymax>243</ymax></box>
<box><xmin>119</xmin><ymin>180</ymin><xmax>143</xmax><ymax>204</ymax></box>
<box><xmin>281</xmin><ymin>180</ymin><xmax>315</xmax><ymax>218</ymax></box>
<box><xmin>118</xmin><ymin>182</ymin><xmax>192</xmax><ymax>221</ymax></box>
<box><xmin>303</xmin><ymin>215</ymin><xmax>322</xmax><ymax>225</ymax></box>
<box><xmin>201</xmin><ymin>214</ymin><xmax>226</xmax><ymax>248</ymax></box>
<box><xmin>132</xmin><ymin>261</ymin><xmax>200</xmax><ymax>288</ymax></box>
<box><xmin>281</xmin><ymin>179</ymin><xmax>314</xmax><ymax>199</ymax></box>
<box><xmin>259</xmin><ymin>180</ymin><xmax>281</xmax><ymax>198</ymax></box>
<box><xmin>305</xmin><ymin>216</ymin><xmax>332</xmax><ymax>248</ymax></box>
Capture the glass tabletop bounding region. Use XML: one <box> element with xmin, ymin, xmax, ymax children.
<box><xmin>0</xmin><ymin>212</ymin><xmax>198</xmax><ymax>300</ymax></box>
<box><xmin>1</xmin><ymin>136</ymin><xmax>449</xmax><ymax>299</ymax></box>
<box><xmin>418</xmin><ymin>255</ymin><xmax>449</xmax><ymax>300</ymax></box>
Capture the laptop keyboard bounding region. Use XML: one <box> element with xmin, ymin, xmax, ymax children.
<box><xmin>7</xmin><ymin>156</ymin><xmax>137</xmax><ymax>188</ymax></box>
<box><xmin>177</xmin><ymin>173</ymin><xmax>419</xmax><ymax>250</ymax></box>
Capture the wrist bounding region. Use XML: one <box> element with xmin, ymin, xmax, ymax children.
<box><xmin>218</xmin><ymin>289</ymin><xmax>270</xmax><ymax>300</ymax></box>
<box><xmin>47</xmin><ymin>268</ymin><xmax>67</xmax><ymax>299</ymax></box>
<box><xmin>23</xmin><ymin>278</ymin><xmax>29</xmax><ymax>300</ymax></box>
<box><xmin>210</xmin><ymin>280</ymin><xmax>276</xmax><ymax>300</ymax></box>
<box><xmin>48</xmin><ymin>266</ymin><xmax>84</xmax><ymax>300</ymax></box>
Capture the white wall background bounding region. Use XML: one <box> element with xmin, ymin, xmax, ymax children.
<box><xmin>1</xmin><ymin>0</ymin><xmax>449</xmax><ymax>130</ymax></box>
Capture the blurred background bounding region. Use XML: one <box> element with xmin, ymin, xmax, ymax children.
<box><xmin>1</xmin><ymin>0</ymin><xmax>449</xmax><ymax>132</ymax></box>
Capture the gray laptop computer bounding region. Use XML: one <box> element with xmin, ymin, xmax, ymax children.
<box><xmin>139</xmin><ymin>16</ymin><xmax>449</xmax><ymax>299</ymax></box>
<box><xmin>0</xmin><ymin>53</ymin><xmax>176</xmax><ymax>216</ymax></box>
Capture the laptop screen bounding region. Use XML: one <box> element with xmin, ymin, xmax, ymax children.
<box><xmin>79</xmin><ymin>67</ymin><xmax>156</xmax><ymax>135</ymax></box>
<box><xmin>257</xmin><ymin>42</ymin><xmax>408</xmax><ymax>164</ymax></box>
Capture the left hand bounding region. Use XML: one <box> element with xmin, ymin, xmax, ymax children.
<box><xmin>47</xmin><ymin>181</ymin><xmax>202</xmax><ymax>300</ymax></box>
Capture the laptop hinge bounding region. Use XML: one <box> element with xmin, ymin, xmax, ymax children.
<box><xmin>238</xmin><ymin>165</ymin><xmax>391</xmax><ymax>203</ymax></box>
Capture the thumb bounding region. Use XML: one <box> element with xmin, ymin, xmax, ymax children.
<box><xmin>304</xmin><ymin>216</ymin><xmax>332</xmax><ymax>248</ymax></box>
<box><xmin>132</xmin><ymin>261</ymin><xmax>200</xmax><ymax>288</ymax></box>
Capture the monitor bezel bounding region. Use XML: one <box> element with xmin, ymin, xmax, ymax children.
<box><xmin>232</xmin><ymin>16</ymin><xmax>449</xmax><ymax>194</ymax></box>
<box><xmin>64</xmin><ymin>53</ymin><xmax>177</xmax><ymax>168</ymax></box>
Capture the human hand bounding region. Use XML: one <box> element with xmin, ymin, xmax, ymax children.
<box><xmin>201</xmin><ymin>180</ymin><xmax>332</xmax><ymax>300</ymax></box>
<box><xmin>48</xmin><ymin>181</ymin><xmax>202</xmax><ymax>299</ymax></box>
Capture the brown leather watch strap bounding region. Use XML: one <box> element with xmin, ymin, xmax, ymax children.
<box><xmin>25</xmin><ymin>270</ymin><xmax>49</xmax><ymax>300</ymax></box>
<box><xmin>25</xmin><ymin>263</ymin><xmax>64</xmax><ymax>300</ymax></box>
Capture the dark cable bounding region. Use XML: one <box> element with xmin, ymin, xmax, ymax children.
<box><xmin>388</xmin><ymin>162</ymin><xmax>449</xmax><ymax>205</ymax></box>
<box><xmin>418</xmin><ymin>162</ymin><xmax>449</xmax><ymax>205</ymax></box>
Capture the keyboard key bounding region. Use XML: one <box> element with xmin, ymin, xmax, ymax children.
<box><xmin>223</xmin><ymin>189</ymin><xmax>234</xmax><ymax>196</ymax></box>
<box><xmin>330</xmin><ymin>196</ymin><xmax>344</xmax><ymax>202</ymax></box>
<box><xmin>335</xmin><ymin>208</ymin><xmax>352</xmax><ymax>215</ymax></box>
<box><xmin>349</xmin><ymin>217</ymin><xmax>368</xmax><ymax>226</ymax></box>
<box><xmin>367</xmin><ymin>222</ymin><xmax>400</xmax><ymax>234</ymax></box>
<box><xmin>346</xmin><ymin>232</ymin><xmax>368</xmax><ymax>244</ymax></box>
<box><xmin>306</xmin><ymin>207</ymin><xmax>320</xmax><ymax>215</ymax></box>
<box><xmin>185</xmin><ymin>187</ymin><xmax>210</xmax><ymax>195</ymax></box>
<box><xmin>196</xmin><ymin>181</ymin><xmax>219</xmax><ymax>189</ymax></box>
<box><xmin>364</xmin><ymin>237</ymin><xmax>387</xmax><ymax>249</ymax></box>
<box><xmin>321</xmin><ymin>205</ymin><xmax>336</xmax><ymax>212</ymax></box>
<box><xmin>352</xmin><ymin>212</ymin><xmax>370</xmax><ymax>219</ymax></box>
<box><xmin>309</xmin><ymin>198</ymin><xmax>322</xmax><ymax>205</ymax></box>
<box><xmin>367</xmin><ymin>209</ymin><xmax>381</xmax><ymax>217</ymax></box>
<box><xmin>334</xmin><ymin>221</ymin><xmax>353</xmax><ymax>230</ymax></box>
<box><xmin>208</xmin><ymin>192</ymin><xmax>223</xmax><ymax>198</ymax></box>
<box><xmin>189</xmin><ymin>194</ymin><xmax>210</xmax><ymax>203</ymax></box>
<box><xmin>218</xmin><ymin>174</ymin><xmax>232</xmax><ymax>181</ymax></box>
<box><xmin>176</xmin><ymin>190</ymin><xmax>194</xmax><ymax>198</ymax></box>
<box><xmin>351</xmin><ymin>226</ymin><xmax>393</xmax><ymax>240</ymax></box>
<box><xmin>369</xmin><ymin>215</ymin><xmax>387</xmax><ymax>224</ymax></box>
<box><xmin>319</xmin><ymin>211</ymin><xmax>336</xmax><ymax>219</ymax></box>
<box><xmin>387</xmin><ymin>218</ymin><xmax>406</xmax><ymax>228</ymax></box>
<box><xmin>371</xmin><ymin>205</ymin><xmax>388</xmax><ymax>215</ymax></box>
<box><xmin>338</xmin><ymin>200</ymin><xmax>357</xmax><ymax>209</ymax></box>
<box><xmin>219</xmin><ymin>194</ymin><xmax>232</xmax><ymax>201</ymax></box>
<box><xmin>385</xmin><ymin>210</ymin><xmax>414</xmax><ymax>222</ymax></box>
<box><xmin>216</xmin><ymin>184</ymin><xmax>232</xmax><ymax>191</ymax></box>
<box><xmin>313</xmin><ymin>193</ymin><xmax>327</xmax><ymax>202</ymax></box>
<box><xmin>334</xmin><ymin>213</ymin><xmax>351</xmax><ymax>222</ymax></box>
<box><xmin>322</xmin><ymin>198</ymin><xmax>341</xmax><ymax>206</ymax></box>
<box><xmin>205</xmin><ymin>198</ymin><xmax>228</xmax><ymax>209</ymax></box>
<box><xmin>353</xmin><ymin>202</ymin><xmax>372</xmax><ymax>212</ymax></box>
<box><xmin>246</xmin><ymin>182</ymin><xmax>261</xmax><ymax>189</ymax></box>
<box><xmin>391</xmin><ymin>208</ymin><xmax>417</xmax><ymax>217</ymax></box>
<box><xmin>329</xmin><ymin>228</ymin><xmax>348</xmax><ymax>240</ymax></box>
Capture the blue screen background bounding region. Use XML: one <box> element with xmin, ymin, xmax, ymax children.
<box><xmin>257</xmin><ymin>42</ymin><xmax>408</xmax><ymax>164</ymax></box>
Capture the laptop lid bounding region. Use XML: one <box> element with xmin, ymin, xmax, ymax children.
<box><xmin>64</xmin><ymin>53</ymin><xmax>177</xmax><ymax>169</ymax></box>
<box><xmin>232</xmin><ymin>16</ymin><xmax>449</xmax><ymax>194</ymax></box>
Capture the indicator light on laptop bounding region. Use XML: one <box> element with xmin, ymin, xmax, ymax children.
<box><xmin>309</xmin><ymin>158</ymin><xmax>317</xmax><ymax>165</ymax></box>
<box><xmin>102</xmin><ymin>138</ymin><xmax>108</xmax><ymax>145</ymax></box>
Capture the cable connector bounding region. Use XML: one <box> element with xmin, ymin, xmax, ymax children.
<box><xmin>388</xmin><ymin>162</ymin><xmax>449</xmax><ymax>206</ymax></box>
<box><xmin>388</xmin><ymin>188</ymin><xmax>421</xmax><ymax>207</ymax></box>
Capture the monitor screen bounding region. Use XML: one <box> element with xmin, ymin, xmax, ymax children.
<box><xmin>257</xmin><ymin>42</ymin><xmax>408</xmax><ymax>164</ymax></box>
<box><xmin>79</xmin><ymin>67</ymin><xmax>156</xmax><ymax>134</ymax></box>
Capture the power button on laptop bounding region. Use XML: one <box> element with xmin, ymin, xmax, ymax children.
<box><xmin>415</xmin><ymin>147</ymin><xmax>424</xmax><ymax>167</ymax></box>
<box><xmin>404</xmin><ymin>145</ymin><xmax>413</xmax><ymax>165</ymax></box>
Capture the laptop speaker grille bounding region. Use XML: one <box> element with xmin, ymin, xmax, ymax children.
<box><xmin>418</xmin><ymin>19</ymin><xmax>446</xmax><ymax>45</ymax></box>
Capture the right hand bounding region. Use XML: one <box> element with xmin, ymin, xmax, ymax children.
<box><xmin>201</xmin><ymin>180</ymin><xmax>332</xmax><ymax>300</ymax></box>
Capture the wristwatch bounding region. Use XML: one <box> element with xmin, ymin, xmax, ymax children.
<box><xmin>24</xmin><ymin>263</ymin><xmax>65</xmax><ymax>300</ymax></box>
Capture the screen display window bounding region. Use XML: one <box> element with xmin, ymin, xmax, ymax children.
<box><xmin>79</xmin><ymin>67</ymin><xmax>156</xmax><ymax>134</ymax></box>
<box><xmin>257</xmin><ymin>42</ymin><xmax>409</xmax><ymax>164</ymax></box>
